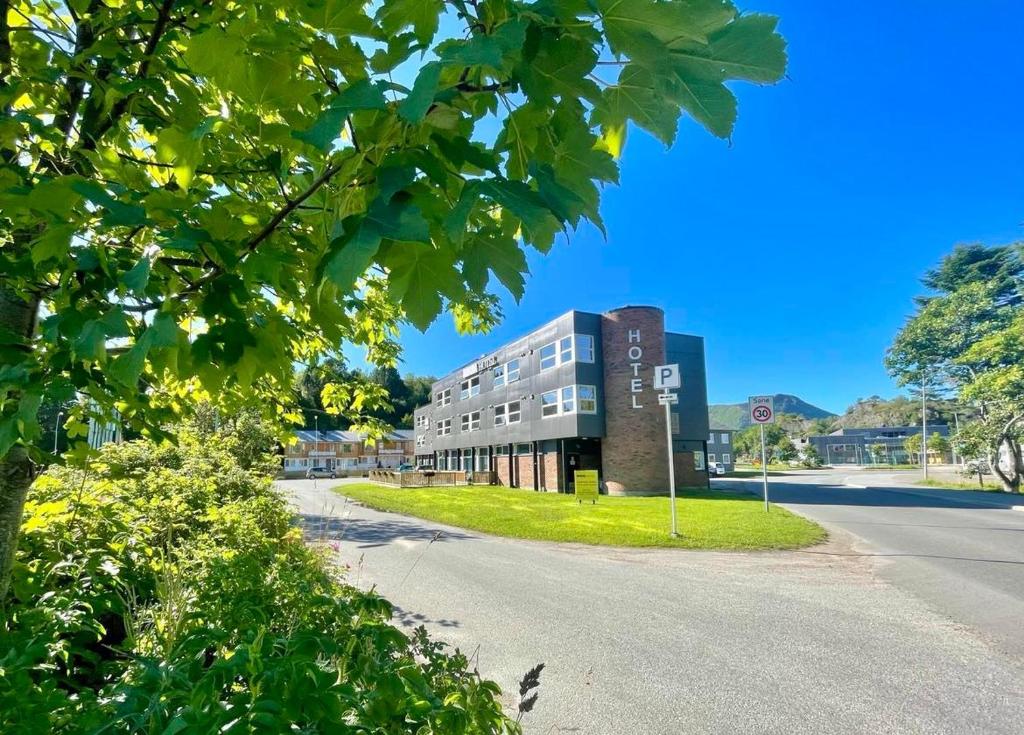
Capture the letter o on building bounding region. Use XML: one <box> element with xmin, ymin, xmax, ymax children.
<box><xmin>627</xmin><ymin>345</ymin><xmax>643</xmax><ymax>360</ymax></box>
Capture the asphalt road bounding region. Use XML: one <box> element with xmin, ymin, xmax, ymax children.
<box><xmin>281</xmin><ymin>478</ymin><xmax>1024</xmax><ymax>734</ymax></box>
<box><xmin>726</xmin><ymin>468</ymin><xmax>1024</xmax><ymax>660</ymax></box>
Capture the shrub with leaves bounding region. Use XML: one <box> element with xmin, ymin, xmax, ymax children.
<box><xmin>1</xmin><ymin>432</ymin><xmax>518</xmax><ymax>733</ymax></box>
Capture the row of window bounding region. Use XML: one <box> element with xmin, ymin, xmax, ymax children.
<box><xmin>426</xmin><ymin>386</ymin><xmax>597</xmax><ymax>439</ymax></box>
<box><xmin>433</xmin><ymin>334</ymin><xmax>596</xmax><ymax>407</ymax></box>
<box><xmin>709</xmin><ymin>432</ymin><xmax>730</xmax><ymax>444</ymax></box>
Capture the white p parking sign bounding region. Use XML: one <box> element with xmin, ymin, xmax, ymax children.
<box><xmin>654</xmin><ymin>363</ymin><xmax>681</xmax><ymax>390</ymax></box>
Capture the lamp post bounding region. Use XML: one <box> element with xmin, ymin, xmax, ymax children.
<box><xmin>921</xmin><ymin>380</ymin><xmax>928</xmax><ymax>480</ymax></box>
<box><xmin>54</xmin><ymin>411</ymin><xmax>63</xmax><ymax>454</ymax></box>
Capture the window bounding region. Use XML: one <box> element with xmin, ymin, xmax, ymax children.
<box><xmin>561</xmin><ymin>385</ymin><xmax>575</xmax><ymax>413</ymax></box>
<box><xmin>416</xmin><ymin>435</ymin><xmax>425</xmax><ymax>448</ymax></box>
<box><xmin>507</xmin><ymin>400</ymin><xmax>521</xmax><ymax>424</ymax></box>
<box><xmin>515</xmin><ymin>442</ymin><xmax>532</xmax><ymax>455</ymax></box>
<box><xmin>461</xmin><ymin>448</ymin><xmax>473</xmax><ymax>471</ymax></box>
<box><xmin>476</xmin><ymin>447</ymin><xmax>489</xmax><ymax>472</ymax></box>
<box><xmin>436</xmin><ymin>418</ymin><xmax>452</xmax><ymax>436</ymax></box>
<box><xmin>576</xmin><ymin>334</ymin><xmax>595</xmax><ymax>363</ymax></box>
<box><xmin>541</xmin><ymin>390</ymin><xmax>559</xmax><ymax>417</ymax></box>
<box><xmin>578</xmin><ymin>385</ymin><xmax>597</xmax><ymax>414</ymax></box>
<box><xmin>670</xmin><ymin>413</ymin><xmax>680</xmax><ymax>435</ymax></box>
<box><xmin>460</xmin><ymin>376</ymin><xmax>480</xmax><ymax>400</ymax></box>
<box><xmin>708</xmin><ymin>432</ymin><xmax>715</xmax><ymax>444</ymax></box>
<box><xmin>539</xmin><ymin>343</ymin><xmax>557</xmax><ymax>370</ymax></box>
<box><xmin>693</xmin><ymin>452</ymin><xmax>705</xmax><ymax>470</ymax></box>
<box><xmin>507</xmin><ymin>359</ymin><xmax>520</xmax><ymax>382</ymax></box>
<box><xmin>708</xmin><ymin>453</ymin><xmax>716</xmax><ymax>462</ymax></box>
<box><xmin>721</xmin><ymin>433</ymin><xmax>730</xmax><ymax>444</ymax></box>
<box><xmin>494</xmin><ymin>445</ymin><xmax>508</xmax><ymax>456</ymax></box>
<box><xmin>493</xmin><ymin>364</ymin><xmax>506</xmax><ymax>387</ymax></box>
<box><xmin>494</xmin><ymin>400</ymin><xmax>521</xmax><ymax>427</ymax></box>
<box><xmin>461</xmin><ymin>411</ymin><xmax>480</xmax><ymax>432</ymax></box>
<box><xmin>559</xmin><ymin>336</ymin><xmax>574</xmax><ymax>364</ymax></box>
<box><xmin>723</xmin><ymin>453</ymin><xmax>731</xmax><ymax>464</ymax></box>
<box><xmin>435</xmin><ymin>388</ymin><xmax>451</xmax><ymax>407</ymax></box>
<box><xmin>416</xmin><ymin>414</ymin><xmax>429</xmax><ymax>429</ymax></box>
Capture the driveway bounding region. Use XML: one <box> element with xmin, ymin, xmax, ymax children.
<box><xmin>281</xmin><ymin>478</ymin><xmax>1024</xmax><ymax>734</ymax></box>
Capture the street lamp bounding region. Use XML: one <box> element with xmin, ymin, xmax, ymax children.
<box><xmin>54</xmin><ymin>411</ymin><xmax>63</xmax><ymax>454</ymax></box>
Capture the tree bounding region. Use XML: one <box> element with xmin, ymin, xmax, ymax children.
<box><xmin>887</xmin><ymin>243</ymin><xmax>1024</xmax><ymax>491</ymax></box>
<box><xmin>869</xmin><ymin>443</ymin><xmax>887</xmax><ymax>464</ymax></box>
<box><xmin>801</xmin><ymin>443</ymin><xmax>822</xmax><ymax>468</ymax></box>
<box><xmin>0</xmin><ymin>0</ymin><xmax>787</xmax><ymax>595</ymax></box>
<box><xmin>903</xmin><ymin>433</ymin><xmax>922</xmax><ymax>463</ymax></box>
<box><xmin>927</xmin><ymin>432</ymin><xmax>950</xmax><ymax>458</ymax></box>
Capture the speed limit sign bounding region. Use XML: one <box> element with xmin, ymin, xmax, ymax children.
<box><xmin>748</xmin><ymin>395</ymin><xmax>775</xmax><ymax>424</ymax></box>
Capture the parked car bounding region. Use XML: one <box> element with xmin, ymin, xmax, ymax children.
<box><xmin>965</xmin><ymin>458</ymin><xmax>990</xmax><ymax>474</ymax></box>
<box><xmin>305</xmin><ymin>466</ymin><xmax>336</xmax><ymax>479</ymax></box>
<box><xmin>708</xmin><ymin>461</ymin><xmax>726</xmax><ymax>476</ymax></box>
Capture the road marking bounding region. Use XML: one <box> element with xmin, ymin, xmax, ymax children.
<box><xmin>842</xmin><ymin>476</ymin><xmax>867</xmax><ymax>489</ymax></box>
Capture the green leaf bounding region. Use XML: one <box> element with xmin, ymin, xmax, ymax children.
<box><xmin>382</xmin><ymin>243</ymin><xmax>461</xmax><ymax>329</ymax></box>
<box><xmin>377</xmin><ymin>0</ymin><xmax>442</xmax><ymax>45</ymax></box>
<box><xmin>399</xmin><ymin>62</ymin><xmax>442</xmax><ymax>122</ymax></box>
<box><xmin>293</xmin><ymin>79</ymin><xmax>388</xmax><ymax>151</ymax></box>
<box><xmin>518</xmin><ymin>32</ymin><xmax>602</xmax><ymax>104</ymax></box>
<box><xmin>461</xmin><ymin>234</ymin><xmax>527</xmax><ymax>300</ymax></box>
<box><xmin>31</xmin><ymin>224</ymin><xmax>75</xmax><ymax>264</ymax></box>
<box><xmin>108</xmin><ymin>344</ymin><xmax>147</xmax><ymax>386</ymax></box>
<box><xmin>596</xmin><ymin>0</ymin><xmax>733</xmax><ymax>55</ymax></box>
<box><xmin>155</xmin><ymin>126</ymin><xmax>204</xmax><ymax>188</ymax></box>
<box><xmin>437</xmin><ymin>18</ymin><xmax>527</xmax><ymax>68</ymax></box>
<box><xmin>669</xmin><ymin>14</ymin><xmax>787</xmax><ymax>84</ymax></box>
<box><xmin>122</xmin><ymin>257</ymin><xmax>151</xmax><ymax>295</ymax></box>
<box><xmin>592</xmin><ymin>64</ymin><xmax>680</xmax><ymax>145</ymax></box>
<box><xmin>321</xmin><ymin>198</ymin><xmax>431</xmax><ymax>291</ymax></box>
<box><xmin>665</xmin><ymin>75</ymin><xmax>737</xmax><ymax>138</ymax></box>
<box><xmin>298</xmin><ymin>0</ymin><xmax>375</xmax><ymax>36</ymax></box>
<box><xmin>74</xmin><ymin>320</ymin><xmax>108</xmax><ymax>362</ymax></box>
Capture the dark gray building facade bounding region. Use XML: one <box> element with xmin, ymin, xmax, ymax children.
<box><xmin>809</xmin><ymin>425</ymin><xmax>951</xmax><ymax>465</ymax></box>
<box><xmin>413</xmin><ymin>306</ymin><xmax>711</xmax><ymax>495</ymax></box>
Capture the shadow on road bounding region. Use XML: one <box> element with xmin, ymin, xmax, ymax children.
<box><xmin>722</xmin><ymin>479</ymin><xmax>1024</xmax><ymax>511</ymax></box>
<box><xmin>391</xmin><ymin>604</ymin><xmax>461</xmax><ymax>629</ymax></box>
<box><xmin>295</xmin><ymin>512</ymin><xmax>477</xmax><ymax>547</ymax></box>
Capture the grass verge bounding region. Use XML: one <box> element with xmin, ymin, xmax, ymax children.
<box><xmin>334</xmin><ymin>484</ymin><xmax>826</xmax><ymax>550</ymax></box>
<box><xmin>915</xmin><ymin>478</ymin><xmax>1005</xmax><ymax>493</ymax></box>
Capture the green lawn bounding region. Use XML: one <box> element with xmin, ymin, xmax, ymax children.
<box><xmin>334</xmin><ymin>484</ymin><xmax>826</xmax><ymax>550</ymax></box>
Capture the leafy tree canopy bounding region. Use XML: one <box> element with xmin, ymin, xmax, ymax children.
<box><xmin>0</xmin><ymin>0</ymin><xmax>787</xmax><ymax>593</ymax></box>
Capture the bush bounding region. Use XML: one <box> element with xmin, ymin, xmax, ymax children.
<box><xmin>1</xmin><ymin>432</ymin><xmax>517</xmax><ymax>734</ymax></box>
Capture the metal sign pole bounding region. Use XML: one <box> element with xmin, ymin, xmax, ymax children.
<box><xmin>664</xmin><ymin>391</ymin><xmax>678</xmax><ymax>537</ymax></box>
<box><xmin>760</xmin><ymin>423</ymin><xmax>769</xmax><ymax>512</ymax></box>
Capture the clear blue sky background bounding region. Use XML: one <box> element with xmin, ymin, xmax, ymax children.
<box><xmin>381</xmin><ymin>2</ymin><xmax>1024</xmax><ymax>415</ymax></box>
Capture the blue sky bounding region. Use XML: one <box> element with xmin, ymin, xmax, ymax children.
<box><xmin>384</xmin><ymin>2</ymin><xmax>1024</xmax><ymax>415</ymax></box>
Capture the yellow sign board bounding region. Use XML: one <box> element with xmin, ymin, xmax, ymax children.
<box><xmin>574</xmin><ymin>470</ymin><xmax>599</xmax><ymax>503</ymax></box>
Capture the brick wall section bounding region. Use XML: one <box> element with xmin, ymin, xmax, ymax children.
<box><xmin>495</xmin><ymin>457</ymin><xmax>512</xmax><ymax>487</ymax></box>
<box><xmin>673</xmin><ymin>451</ymin><xmax>707</xmax><ymax>488</ymax></box>
<box><xmin>540</xmin><ymin>451</ymin><xmax>560</xmax><ymax>492</ymax></box>
<box><xmin>600</xmin><ymin>307</ymin><xmax>670</xmax><ymax>495</ymax></box>
<box><xmin>516</xmin><ymin>454</ymin><xmax>535</xmax><ymax>490</ymax></box>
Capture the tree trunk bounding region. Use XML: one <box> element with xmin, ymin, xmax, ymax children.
<box><xmin>0</xmin><ymin>287</ymin><xmax>40</xmax><ymax>601</ymax></box>
<box><xmin>991</xmin><ymin>434</ymin><xmax>1021</xmax><ymax>494</ymax></box>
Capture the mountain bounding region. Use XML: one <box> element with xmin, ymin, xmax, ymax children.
<box><xmin>709</xmin><ymin>394</ymin><xmax>836</xmax><ymax>430</ymax></box>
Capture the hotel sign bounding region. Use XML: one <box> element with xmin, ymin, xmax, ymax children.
<box><xmin>627</xmin><ymin>328</ymin><xmax>644</xmax><ymax>409</ymax></box>
<box><xmin>461</xmin><ymin>354</ymin><xmax>499</xmax><ymax>378</ymax></box>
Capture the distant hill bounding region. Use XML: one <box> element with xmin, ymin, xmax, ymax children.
<box><xmin>709</xmin><ymin>394</ymin><xmax>835</xmax><ymax>430</ymax></box>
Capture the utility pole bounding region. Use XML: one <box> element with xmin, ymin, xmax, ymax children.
<box><xmin>952</xmin><ymin>411</ymin><xmax>961</xmax><ymax>467</ymax></box>
<box><xmin>921</xmin><ymin>378</ymin><xmax>928</xmax><ymax>480</ymax></box>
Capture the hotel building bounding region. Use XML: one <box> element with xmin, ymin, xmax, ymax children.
<box><xmin>413</xmin><ymin>306</ymin><xmax>711</xmax><ymax>495</ymax></box>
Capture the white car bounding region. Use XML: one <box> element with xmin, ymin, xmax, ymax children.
<box><xmin>708</xmin><ymin>461</ymin><xmax>726</xmax><ymax>476</ymax></box>
<box><xmin>305</xmin><ymin>466</ymin><xmax>336</xmax><ymax>479</ymax></box>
